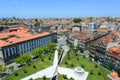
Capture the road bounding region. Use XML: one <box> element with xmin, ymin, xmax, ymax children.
<box><xmin>56</xmin><ymin>35</ymin><xmax>67</xmax><ymax>49</ymax></box>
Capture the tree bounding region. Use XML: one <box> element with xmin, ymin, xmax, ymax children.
<box><xmin>32</xmin><ymin>42</ymin><xmax>56</xmax><ymax>58</ymax></box>
<box><xmin>77</xmin><ymin>58</ymin><xmax>79</xmax><ymax>60</ymax></box>
<box><xmin>77</xmin><ymin>46</ymin><xmax>83</xmax><ymax>53</ymax></box>
<box><xmin>73</xmin><ymin>18</ymin><xmax>82</xmax><ymax>23</ymax></box>
<box><xmin>23</xmin><ymin>69</ymin><xmax>27</xmax><ymax>73</ymax></box>
<box><xmin>15</xmin><ymin>57</ymin><xmax>24</xmax><ymax>65</ymax></box>
<box><xmin>43</xmin><ymin>75</ymin><xmax>47</xmax><ymax>80</ymax></box>
<box><xmin>34</xmin><ymin>19</ymin><xmax>40</xmax><ymax>27</ymax></box>
<box><xmin>8</xmin><ymin>66</ymin><xmax>14</xmax><ymax>71</ymax></box>
<box><xmin>116</xmin><ymin>68</ymin><xmax>120</xmax><ymax>77</ymax></box>
<box><xmin>32</xmin><ymin>48</ymin><xmax>40</xmax><ymax>57</ymax></box>
<box><xmin>68</xmin><ymin>57</ymin><xmax>70</xmax><ymax>60</ymax></box>
<box><xmin>69</xmin><ymin>44</ymin><xmax>74</xmax><ymax>49</ymax></box>
<box><xmin>48</xmin><ymin>42</ymin><xmax>56</xmax><ymax>50</ymax></box>
<box><xmin>63</xmin><ymin>74</ymin><xmax>67</xmax><ymax>79</ymax></box>
<box><xmin>34</xmin><ymin>22</ymin><xmax>40</xmax><ymax>27</ymax></box>
<box><xmin>70</xmin><ymin>77</ymin><xmax>74</xmax><ymax>80</ymax></box>
<box><xmin>95</xmin><ymin>65</ymin><xmax>98</xmax><ymax>68</ymax></box>
<box><xmin>87</xmin><ymin>45</ymin><xmax>91</xmax><ymax>50</ymax></box>
<box><xmin>33</xmin><ymin>65</ymin><xmax>36</xmax><ymax>69</ymax></box>
<box><xmin>0</xmin><ymin>64</ymin><xmax>6</xmax><ymax>74</ymax></box>
<box><xmin>65</xmin><ymin>62</ymin><xmax>68</xmax><ymax>65</ymax></box>
<box><xmin>94</xmin><ymin>55</ymin><xmax>99</xmax><ymax>62</ymax></box>
<box><xmin>22</xmin><ymin>53</ymin><xmax>32</xmax><ymax>63</ymax></box>
<box><xmin>29</xmin><ymin>78</ymin><xmax>33</xmax><ymax>80</ymax></box>
<box><xmin>48</xmin><ymin>57</ymin><xmax>51</xmax><ymax>60</ymax></box>
<box><xmin>71</xmin><ymin>64</ymin><xmax>74</xmax><ymax>67</ymax></box>
<box><xmin>108</xmin><ymin>62</ymin><xmax>114</xmax><ymax>70</ymax></box>
<box><xmin>43</xmin><ymin>45</ymin><xmax>49</xmax><ymax>53</ymax></box>
<box><xmin>90</xmin><ymin>70</ymin><xmax>93</xmax><ymax>74</ymax></box>
<box><xmin>73</xmin><ymin>48</ymin><xmax>78</xmax><ymax>53</ymax></box>
<box><xmin>38</xmin><ymin>47</ymin><xmax>44</xmax><ymax>57</ymax></box>
<box><xmin>14</xmin><ymin>72</ymin><xmax>19</xmax><ymax>76</ymax></box>
<box><xmin>81</xmin><ymin>64</ymin><xmax>85</xmax><ymax>68</ymax></box>
<box><xmin>98</xmin><ymin>72</ymin><xmax>101</xmax><ymax>75</ymax></box>
<box><xmin>35</xmin><ymin>19</ymin><xmax>37</xmax><ymax>22</ymax></box>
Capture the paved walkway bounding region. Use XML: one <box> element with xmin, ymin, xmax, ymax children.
<box><xmin>58</xmin><ymin>67</ymin><xmax>89</xmax><ymax>80</ymax></box>
<box><xmin>21</xmin><ymin>66</ymin><xmax>56</xmax><ymax>80</ymax></box>
<box><xmin>53</xmin><ymin>50</ymin><xmax>58</xmax><ymax>66</ymax></box>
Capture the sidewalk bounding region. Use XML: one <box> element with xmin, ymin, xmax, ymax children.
<box><xmin>58</xmin><ymin>67</ymin><xmax>89</xmax><ymax>80</ymax></box>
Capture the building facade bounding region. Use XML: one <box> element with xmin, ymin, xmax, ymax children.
<box><xmin>0</xmin><ymin>33</ymin><xmax>57</xmax><ymax>65</ymax></box>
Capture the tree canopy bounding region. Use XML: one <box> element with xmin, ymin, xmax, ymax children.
<box><xmin>73</xmin><ymin>18</ymin><xmax>82</xmax><ymax>23</ymax></box>
<box><xmin>15</xmin><ymin>57</ymin><xmax>24</xmax><ymax>64</ymax></box>
<box><xmin>22</xmin><ymin>53</ymin><xmax>32</xmax><ymax>63</ymax></box>
<box><xmin>16</xmin><ymin>42</ymin><xmax>56</xmax><ymax>64</ymax></box>
<box><xmin>34</xmin><ymin>19</ymin><xmax>40</xmax><ymax>27</ymax></box>
<box><xmin>15</xmin><ymin>53</ymin><xmax>31</xmax><ymax>64</ymax></box>
<box><xmin>32</xmin><ymin>48</ymin><xmax>40</xmax><ymax>57</ymax></box>
<box><xmin>32</xmin><ymin>42</ymin><xmax>56</xmax><ymax>57</ymax></box>
<box><xmin>0</xmin><ymin>64</ymin><xmax>6</xmax><ymax>73</ymax></box>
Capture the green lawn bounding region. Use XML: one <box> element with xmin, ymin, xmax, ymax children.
<box><xmin>58</xmin><ymin>74</ymin><xmax>74</xmax><ymax>80</ymax></box>
<box><xmin>4</xmin><ymin>52</ymin><xmax>54</xmax><ymax>80</ymax></box>
<box><xmin>3</xmin><ymin>50</ymin><xmax>111</xmax><ymax>80</ymax></box>
<box><xmin>60</xmin><ymin>50</ymin><xmax>111</xmax><ymax>80</ymax></box>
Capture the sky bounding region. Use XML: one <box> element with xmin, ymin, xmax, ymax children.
<box><xmin>0</xmin><ymin>0</ymin><xmax>120</xmax><ymax>18</ymax></box>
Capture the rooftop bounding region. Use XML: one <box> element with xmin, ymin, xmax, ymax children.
<box><xmin>0</xmin><ymin>26</ymin><xmax>50</xmax><ymax>47</ymax></box>
<box><xmin>93</xmin><ymin>33</ymin><xmax>115</xmax><ymax>47</ymax></box>
<box><xmin>110</xmin><ymin>71</ymin><xmax>118</xmax><ymax>77</ymax></box>
<box><xmin>110</xmin><ymin>71</ymin><xmax>120</xmax><ymax>80</ymax></box>
<box><xmin>107</xmin><ymin>46</ymin><xmax>120</xmax><ymax>58</ymax></box>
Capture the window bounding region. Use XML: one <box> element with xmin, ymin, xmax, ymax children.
<box><xmin>3</xmin><ymin>50</ymin><xmax>7</xmax><ymax>58</ymax></box>
<box><xmin>9</xmin><ymin>48</ymin><xmax>12</xmax><ymax>56</ymax></box>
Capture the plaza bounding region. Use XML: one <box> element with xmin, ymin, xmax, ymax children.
<box><xmin>21</xmin><ymin>50</ymin><xmax>89</xmax><ymax>80</ymax></box>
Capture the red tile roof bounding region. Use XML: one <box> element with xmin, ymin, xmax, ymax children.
<box><xmin>110</xmin><ymin>71</ymin><xmax>118</xmax><ymax>78</ymax></box>
<box><xmin>114</xmin><ymin>77</ymin><xmax>120</xmax><ymax>80</ymax></box>
<box><xmin>0</xmin><ymin>26</ymin><xmax>50</xmax><ymax>47</ymax></box>
<box><xmin>71</xmin><ymin>32</ymin><xmax>97</xmax><ymax>42</ymax></box>
<box><xmin>107</xmin><ymin>47</ymin><xmax>120</xmax><ymax>58</ymax></box>
<box><xmin>110</xmin><ymin>71</ymin><xmax>120</xmax><ymax>80</ymax></box>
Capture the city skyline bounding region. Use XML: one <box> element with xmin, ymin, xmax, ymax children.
<box><xmin>0</xmin><ymin>0</ymin><xmax>120</xmax><ymax>18</ymax></box>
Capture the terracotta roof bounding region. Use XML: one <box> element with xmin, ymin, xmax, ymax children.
<box><xmin>0</xmin><ymin>26</ymin><xmax>50</xmax><ymax>47</ymax></box>
<box><xmin>108</xmin><ymin>47</ymin><xmax>120</xmax><ymax>53</ymax></box>
<box><xmin>107</xmin><ymin>47</ymin><xmax>120</xmax><ymax>58</ymax></box>
<box><xmin>71</xmin><ymin>32</ymin><xmax>97</xmax><ymax>42</ymax></box>
<box><xmin>114</xmin><ymin>77</ymin><xmax>120</xmax><ymax>80</ymax></box>
<box><xmin>111</xmin><ymin>31</ymin><xmax>120</xmax><ymax>35</ymax></box>
<box><xmin>110</xmin><ymin>71</ymin><xmax>118</xmax><ymax>78</ymax></box>
<box><xmin>93</xmin><ymin>33</ymin><xmax>114</xmax><ymax>46</ymax></box>
<box><xmin>0</xmin><ymin>40</ymin><xmax>9</xmax><ymax>47</ymax></box>
<box><xmin>98</xmin><ymin>28</ymin><xmax>109</xmax><ymax>33</ymax></box>
<box><xmin>60</xmin><ymin>29</ymin><xmax>67</xmax><ymax>32</ymax></box>
<box><xmin>110</xmin><ymin>71</ymin><xmax>120</xmax><ymax>80</ymax></box>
